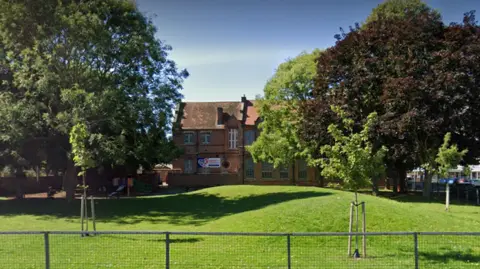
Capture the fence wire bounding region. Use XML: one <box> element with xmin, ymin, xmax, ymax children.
<box><xmin>0</xmin><ymin>231</ymin><xmax>478</xmax><ymax>269</ymax></box>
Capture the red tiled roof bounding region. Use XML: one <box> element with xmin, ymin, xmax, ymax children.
<box><xmin>245</xmin><ymin>100</ymin><xmax>259</xmax><ymax>125</ymax></box>
<box><xmin>179</xmin><ymin>102</ymin><xmax>243</xmax><ymax>129</ymax></box>
<box><xmin>176</xmin><ymin>99</ymin><xmax>260</xmax><ymax>129</ymax></box>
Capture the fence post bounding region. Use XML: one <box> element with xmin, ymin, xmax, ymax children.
<box><xmin>44</xmin><ymin>232</ymin><xmax>50</xmax><ymax>269</ymax></box>
<box><xmin>413</xmin><ymin>233</ymin><xmax>419</xmax><ymax>269</ymax></box>
<box><xmin>165</xmin><ymin>232</ymin><xmax>170</xmax><ymax>269</ymax></box>
<box><xmin>287</xmin><ymin>234</ymin><xmax>291</xmax><ymax>269</ymax></box>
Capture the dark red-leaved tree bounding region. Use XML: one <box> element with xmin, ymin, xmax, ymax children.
<box><xmin>301</xmin><ymin>8</ymin><xmax>480</xmax><ymax>198</ymax></box>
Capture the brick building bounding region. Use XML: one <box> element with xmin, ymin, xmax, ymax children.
<box><xmin>170</xmin><ymin>95</ymin><xmax>319</xmax><ymax>187</ymax></box>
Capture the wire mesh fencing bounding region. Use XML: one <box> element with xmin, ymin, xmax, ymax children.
<box><xmin>0</xmin><ymin>231</ymin><xmax>478</xmax><ymax>269</ymax></box>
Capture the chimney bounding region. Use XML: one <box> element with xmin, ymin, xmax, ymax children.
<box><xmin>241</xmin><ymin>94</ymin><xmax>247</xmax><ymax>103</ymax></box>
<box><xmin>217</xmin><ymin>107</ymin><xmax>224</xmax><ymax>125</ymax></box>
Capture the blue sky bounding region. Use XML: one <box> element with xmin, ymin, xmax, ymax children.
<box><xmin>137</xmin><ymin>0</ymin><xmax>480</xmax><ymax>102</ymax></box>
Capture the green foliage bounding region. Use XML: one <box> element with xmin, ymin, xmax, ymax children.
<box><xmin>463</xmin><ymin>165</ymin><xmax>472</xmax><ymax>178</ymax></box>
<box><xmin>302</xmin><ymin>5</ymin><xmax>480</xmax><ymax>197</ymax></box>
<box><xmin>0</xmin><ymin>0</ymin><xmax>187</xmax><ymax>180</ymax></box>
<box><xmin>318</xmin><ymin>106</ymin><xmax>387</xmax><ymax>191</ymax></box>
<box><xmin>69</xmin><ymin>123</ymin><xmax>96</xmax><ymax>175</ymax></box>
<box><xmin>365</xmin><ymin>0</ymin><xmax>438</xmax><ymax>24</ymax></box>
<box><xmin>248</xmin><ymin>50</ymin><xmax>321</xmax><ymax>167</ymax></box>
<box><xmin>435</xmin><ymin>133</ymin><xmax>468</xmax><ymax>178</ymax></box>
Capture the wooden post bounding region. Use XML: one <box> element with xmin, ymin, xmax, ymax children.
<box><xmin>348</xmin><ymin>202</ymin><xmax>354</xmax><ymax>256</ymax></box>
<box><xmin>84</xmin><ymin>195</ymin><xmax>88</xmax><ymax>232</ymax></box>
<box><xmin>445</xmin><ymin>184</ymin><xmax>450</xmax><ymax>211</ymax></box>
<box><xmin>362</xmin><ymin>202</ymin><xmax>366</xmax><ymax>258</ymax></box>
<box><xmin>80</xmin><ymin>195</ymin><xmax>85</xmax><ymax>234</ymax></box>
<box><xmin>90</xmin><ymin>196</ymin><xmax>96</xmax><ymax>233</ymax></box>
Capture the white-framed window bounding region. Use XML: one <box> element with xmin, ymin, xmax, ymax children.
<box><xmin>184</xmin><ymin>132</ymin><xmax>194</xmax><ymax>145</ymax></box>
<box><xmin>244</xmin><ymin>130</ymin><xmax>255</xmax><ymax>146</ymax></box>
<box><xmin>262</xmin><ymin>162</ymin><xmax>273</xmax><ymax>179</ymax></box>
<box><xmin>280</xmin><ymin>165</ymin><xmax>289</xmax><ymax>179</ymax></box>
<box><xmin>184</xmin><ymin>159</ymin><xmax>193</xmax><ymax>173</ymax></box>
<box><xmin>245</xmin><ymin>158</ymin><xmax>255</xmax><ymax>179</ymax></box>
<box><xmin>228</xmin><ymin>129</ymin><xmax>238</xmax><ymax>149</ymax></box>
<box><xmin>298</xmin><ymin>160</ymin><xmax>307</xmax><ymax>180</ymax></box>
<box><xmin>200</xmin><ymin>132</ymin><xmax>211</xmax><ymax>145</ymax></box>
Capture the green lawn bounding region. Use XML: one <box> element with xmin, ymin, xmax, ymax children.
<box><xmin>0</xmin><ymin>185</ymin><xmax>479</xmax><ymax>268</ymax></box>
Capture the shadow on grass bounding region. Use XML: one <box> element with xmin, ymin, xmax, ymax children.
<box><xmin>420</xmin><ymin>250</ymin><xmax>480</xmax><ymax>264</ymax></box>
<box><xmin>100</xmin><ymin>234</ymin><xmax>202</xmax><ymax>244</ymax></box>
<box><xmin>0</xmin><ymin>190</ymin><xmax>330</xmax><ymax>226</ymax></box>
<box><xmin>358</xmin><ymin>190</ymin><xmax>479</xmax><ymax>206</ymax></box>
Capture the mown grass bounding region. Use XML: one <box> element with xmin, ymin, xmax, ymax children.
<box><xmin>0</xmin><ymin>185</ymin><xmax>479</xmax><ymax>268</ymax></box>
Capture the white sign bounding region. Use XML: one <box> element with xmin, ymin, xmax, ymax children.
<box><xmin>197</xmin><ymin>158</ymin><xmax>221</xmax><ymax>168</ymax></box>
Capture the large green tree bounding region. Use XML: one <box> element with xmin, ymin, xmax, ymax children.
<box><xmin>0</xmin><ymin>0</ymin><xmax>187</xmax><ymax>199</ymax></box>
<box><xmin>248</xmin><ymin>50</ymin><xmax>321</xmax><ymax>174</ymax></box>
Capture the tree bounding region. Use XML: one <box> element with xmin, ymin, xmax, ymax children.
<box><xmin>435</xmin><ymin>132</ymin><xmax>468</xmax><ymax>210</ymax></box>
<box><xmin>435</xmin><ymin>133</ymin><xmax>468</xmax><ymax>179</ymax></box>
<box><xmin>0</xmin><ymin>0</ymin><xmax>187</xmax><ymax>200</ymax></box>
<box><xmin>318</xmin><ymin>106</ymin><xmax>387</xmax><ymax>195</ymax></box>
<box><xmin>365</xmin><ymin>0</ymin><xmax>436</xmax><ymax>24</ymax></box>
<box><xmin>248</xmin><ymin>50</ymin><xmax>321</xmax><ymax>174</ymax></box>
<box><xmin>301</xmin><ymin>5</ymin><xmax>480</xmax><ymax>198</ymax></box>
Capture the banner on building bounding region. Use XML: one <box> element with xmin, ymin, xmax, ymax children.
<box><xmin>197</xmin><ymin>158</ymin><xmax>221</xmax><ymax>168</ymax></box>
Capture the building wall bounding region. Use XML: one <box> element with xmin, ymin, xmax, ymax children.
<box><xmin>170</xmin><ymin>100</ymin><xmax>320</xmax><ymax>187</ymax></box>
<box><xmin>172</xmin><ymin>115</ymin><xmax>244</xmax><ymax>174</ymax></box>
<box><xmin>167</xmin><ymin>172</ymin><xmax>241</xmax><ymax>187</ymax></box>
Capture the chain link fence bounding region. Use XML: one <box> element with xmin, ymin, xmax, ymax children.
<box><xmin>0</xmin><ymin>231</ymin><xmax>478</xmax><ymax>268</ymax></box>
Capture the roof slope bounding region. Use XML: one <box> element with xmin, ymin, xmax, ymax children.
<box><xmin>179</xmin><ymin>102</ymin><xmax>242</xmax><ymax>129</ymax></box>
<box><xmin>177</xmin><ymin>99</ymin><xmax>260</xmax><ymax>129</ymax></box>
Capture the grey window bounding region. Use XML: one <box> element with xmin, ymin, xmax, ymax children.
<box><xmin>262</xmin><ymin>162</ymin><xmax>273</xmax><ymax>179</ymax></box>
<box><xmin>245</xmin><ymin>158</ymin><xmax>254</xmax><ymax>178</ymax></box>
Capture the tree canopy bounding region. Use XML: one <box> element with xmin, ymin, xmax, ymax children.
<box><xmin>318</xmin><ymin>106</ymin><xmax>387</xmax><ymax>194</ymax></box>
<box><xmin>301</xmin><ymin>3</ymin><xmax>480</xmax><ymax>197</ymax></box>
<box><xmin>0</xmin><ymin>0</ymin><xmax>187</xmax><ymax>199</ymax></box>
<box><xmin>248</xmin><ymin>50</ymin><xmax>321</xmax><ymax>168</ymax></box>
<box><xmin>435</xmin><ymin>133</ymin><xmax>468</xmax><ymax>179</ymax></box>
<box><xmin>365</xmin><ymin>0</ymin><xmax>437</xmax><ymax>24</ymax></box>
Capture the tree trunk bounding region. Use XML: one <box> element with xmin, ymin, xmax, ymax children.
<box><xmin>392</xmin><ymin>174</ymin><xmax>398</xmax><ymax>196</ymax></box>
<box><xmin>14</xmin><ymin>168</ymin><xmax>25</xmax><ymax>199</ymax></box>
<box><xmin>422</xmin><ymin>170</ymin><xmax>432</xmax><ymax>198</ymax></box>
<box><xmin>371</xmin><ymin>177</ymin><xmax>379</xmax><ymax>196</ymax></box>
<box><xmin>387</xmin><ymin>168</ymin><xmax>398</xmax><ymax>196</ymax></box>
<box><xmin>398</xmin><ymin>168</ymin><xmax>407</xmax><ymax>194</ymax></box>
<box><xmin>64</xmin><ymin>159</ymin><xmax>77</xmax><ymax>202</ymax></box>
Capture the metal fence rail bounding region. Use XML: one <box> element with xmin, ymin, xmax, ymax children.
<box><xmin>0</xmin><ymin>231</ymin><xmax>478</xmax><ymax>269</ymax></box>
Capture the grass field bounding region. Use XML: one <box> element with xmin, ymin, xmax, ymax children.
<box><xmin>0</xmin><ymin>185</ymin><xmax>479</xmax><ymax>268</ymax></box>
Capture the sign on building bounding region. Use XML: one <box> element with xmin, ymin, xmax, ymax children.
<box><xmin>197</xmin><ymin>158</ymin><xmax>221</xmax><ymax>168</ymax></box>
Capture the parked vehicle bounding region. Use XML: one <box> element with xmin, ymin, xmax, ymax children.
<box><xmin>439</xmin><ymin>178</ymin><xmax>456</xmax><ymax>185</ymax></box>
<box><xmin>471</xmin><ymin>179</ymin><xmax>480</xmax><ymax>187</ymax></box>
<box><xmin>457</xmin><ymin>178</ymin><xmax>471</xmax><ymax>185</ymax></box>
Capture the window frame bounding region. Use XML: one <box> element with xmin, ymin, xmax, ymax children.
<box><xmin>298</xmin><ymin>160</ymin><xmax>307</xmax><ymax>180</ymax></box>
<box><xmin>279</xmin><ymin>165</ymin><xmax>289</xmax><ymax>179</ymax></box>
<box><xmin>245</xmin><ymin>158</ymin><xmax>255</xmax><ymax>179</ymax></box>
<box><xmin>200</xmin><ymin>131</ymin><xmax>211</xmax><ymax>145</ymax></box>
<box><xmin>184</xmin><ymin>159</ymin><xmax>193</xmax><ymax>174</ymax></box>
<box><xmin>244</xmin><ymin>130</ymin><xmax>255</xmax><ymax>146</ymax></box>
<box><xmin>183</xmin><ymin>132</ymin><xmax>194</xmax><ymax>145</ymax></box>
<box><xmin>261</xmin><ymin>162</ymin><xmax>273</xmax><ymax>179</ymax></box>
<box><xmin>228</xmin><ymin>129</ymin><xmax>238</xmax><ymax>149</ymax></box>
